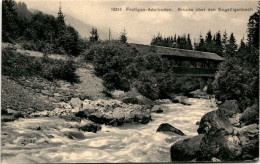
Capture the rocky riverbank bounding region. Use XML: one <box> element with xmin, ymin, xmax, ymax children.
<box><xmin>170</xmin><ymin>100</ymin><xmax>259</xmax><ymax>162</ymax></box>
<box><xmin>2</xmin><ymin>97</ymin><xmax>216</xmax><ymax>163</ymax></box>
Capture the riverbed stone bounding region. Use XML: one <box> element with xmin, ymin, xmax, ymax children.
<box><xmin>155</xmin><ymin>99</ymin><xmax>172</xmax><ymax>105</ymax></box>
<box><xmin>54</xmin><ymin>93</ymin><xmax>62</xmax><ymax>97</ymax></box>
<box><xmin>157</xmin><ymin>123</ymin><xmax>185</xmax><ymax>136</ymax></box>
<box><xmin>171</xmin><ymin>135</ymin><xmax>204</xmax><ymax>161</ymax></box>
<box><xmin>70</xmin><ymin>97</ymin><xmax>82</xmax><ymax>109</ymax></box>
<box><xmin>41</xmin><ymin>89</ymin><xmax>52</xmax><ymax>96</ymax></box>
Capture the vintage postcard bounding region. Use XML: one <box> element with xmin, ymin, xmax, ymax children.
<box><xmin>1</xmin><ymin>0</ymin><xmax>259</xmax><ymax>163</ymax></box>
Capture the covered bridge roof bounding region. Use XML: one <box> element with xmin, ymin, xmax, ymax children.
<box><xmin>129</xmin><ymin>43</ymin><xmax>224</xmax><ymax>61</ymax></box>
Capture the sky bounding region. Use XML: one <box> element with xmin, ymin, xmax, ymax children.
<box><xmin>20</xmin><ymin>0</ymin><xmax>258</xmax><ymax>45</ymax></box>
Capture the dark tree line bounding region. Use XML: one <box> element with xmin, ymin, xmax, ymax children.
<box><xmin>151</xmin><ymin>33</ymin><xmax>192</xmax><ymax>50</ymax></box>
<box><xmin>151</xmin><ymin>30</ymin><xmax>242</xmax><ymax>57</ymax></box>
<box><xmin>2</xmin><ymin>0</ymin><xmax>83</xmax><ymax>56</ymax></box>
<box><xmin>213</xmin><ymin>7</ymin><xmax>259</xmax><ymax>110</ymax></box>
<box><xmin>194</xmin><ymin>30</ymin><xmax>239</xmax><ymax>57</ymax></box>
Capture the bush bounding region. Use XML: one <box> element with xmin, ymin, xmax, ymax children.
<box><xmin>134</xmin><ymin>71</ymin><xmax>161</xmax><ymax>100</ymax></box>
<box><xmin>213</xmin><ymin>46</ymin><xmax>259</xmax><ymax>110</ymax></box>
<box><xmin>86</xmin><ymin>41</ymin><xmax>178</xmax><ymax>99</ymax></box>
<box><xmin>240</xmin><ymin>103</ymin><xmax>259</xmax><ymax>125</ymax></box>
<box><xmin>103</xmin><ymin>71</ymin><xmax>130</xmax><ymax>91</ymax></box>
<box><xmin>42</xmin><ymin>59</ymin><xmax>79</xmax><ymax>83</ymax></box>
<box><xmin>90</xmin><ymin>41</ymin><xmax>139</xmax><ymax>91</ymax></box>
<box><xmin>85</xmin><ymin>41</ymin><xmax>203</xmax><ymax>100</ymax></box>
<box><xmin>173</xmin><ymin>76</ymin><xmax>200</xmax><ymax>94</ymax></box>
<box><xmin>20</xmin><ymin>40</ymin><xmax>66</xmax><ymax>55</ymax></box>
<box><xmin>2</xmin><ymin>49</ymin><xmax>79</xmax><ymax>83</ymax></box>
<box><xmin>81</xmin><ymin>43</ymin><xmax>99</xmax><ymax>61</ymax></box>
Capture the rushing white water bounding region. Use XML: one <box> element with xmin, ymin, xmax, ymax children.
<box><xmin>1</xmin><ymin>98</ymin><xmax>217</xmax><ymax>163</ymax></box>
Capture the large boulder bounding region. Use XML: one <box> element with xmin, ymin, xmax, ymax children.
<box><xmin>197</xmin><ymin>110</ymin><xmax>233</xmax><ymax>135</ymax></box>
<box><xmin>240</xmin><ymin>104</ymin><xmax>259</xmax><ymax>126</ymax></box>
<box><xmin>236</xmin><ymin>124</ymin><xmax>259</xmax><ymax>159</ymax></box>
<box><xmin>199</xmin><ymin>133</ymin><xmax>242</xmax><ymax>161</ymax></box>
<box><xmin>218</xmin><ymin>100</ymin><xmax>239</xmax><ymax>117</ymax></box>
<box><xmin>170</xmin><ymin>135</ymin><xmax>204</xmax><ymax>161</ymax></box>
<box><xmin>157</xmin><ymin>123</ymin><xmax>185</xmax><ymax>136</ymax></box>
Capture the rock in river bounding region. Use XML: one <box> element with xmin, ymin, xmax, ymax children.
<box><xmin>171</xmin><ymin>135</ymin><xmax>204</xmax><ymax>161</ymax></box>
<box><xmin>64</xmin><ymin>131</ymin><xmax>86</xmax><ymax>140</ymax></box>
<box><xmin>157</xmin><ymin>123</ymin><xmax>185</xmax><ymax>136</ymax></box>
<box><xmin>78</xmin><ymin>122</ymin><xmax>101</xmax><ymax>133</ymax></box>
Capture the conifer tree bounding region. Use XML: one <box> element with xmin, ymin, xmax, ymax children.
<box><xmin>186</xmin><ymin>34</ymin><xmax>193</xmax><ymax>50</ymax></box>
<box><xmin>214</xmin><ymin>31</ymin><xmax>223</xmax><ymax>56</ymax></box>
<box><xmin>2</xmin><ymin>0</ymin><xmax>19</xmax><ymax>41</ymax></box>
<box><xmin>222</xmin><ymin>30</ymin><xmax>228</xmax><ymax>54</ymax></box>
<box><xmin>90</xmin><ymin>27</ymin><xmax>99</xmax><ymax>42</ymax></box>
<box><xmin>225</xmin><ymin>33</ymin><xmax>237</xmax><ymax>57</ymax></box>
<box><xmin>120</xmin><ymin>28</ymin><xmax>127</xmax><ymax>43</ymax></box>
<box><xmin>205</xmin><ymin>30</ymin><xmax>212</xmax><ymax>44</ymax></box>
<box><xmin>238</xmin><ymin>37</ymin><xmax>246</xmax><ymax>52</ymax></box>
<box><xmin>57</xmin><ymin>2</ymin><xmax>65</xmax><ymax>27</ymax></box>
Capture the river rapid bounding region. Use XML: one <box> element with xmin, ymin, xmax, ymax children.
<box><xmin>1</xmin><ymin>98</ymin><xmax>217</xmax><ymax>163</ymax></box>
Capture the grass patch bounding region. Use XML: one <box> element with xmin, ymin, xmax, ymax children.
<box><xmin>2</xmin><ymin>49</ymin><xmax>79</xmax><ymax>83</ymax></box>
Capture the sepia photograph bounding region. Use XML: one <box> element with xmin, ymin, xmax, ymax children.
<box><xmin>1</xmin><ymin>0</ymin><xmax>259</xmax><ymax>163</ymax></box>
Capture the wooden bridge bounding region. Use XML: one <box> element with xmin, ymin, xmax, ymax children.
<box><xmin>130</xmin><ymin>43</ymin><xmax>224</xmax><ymax>77</ymax></box>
